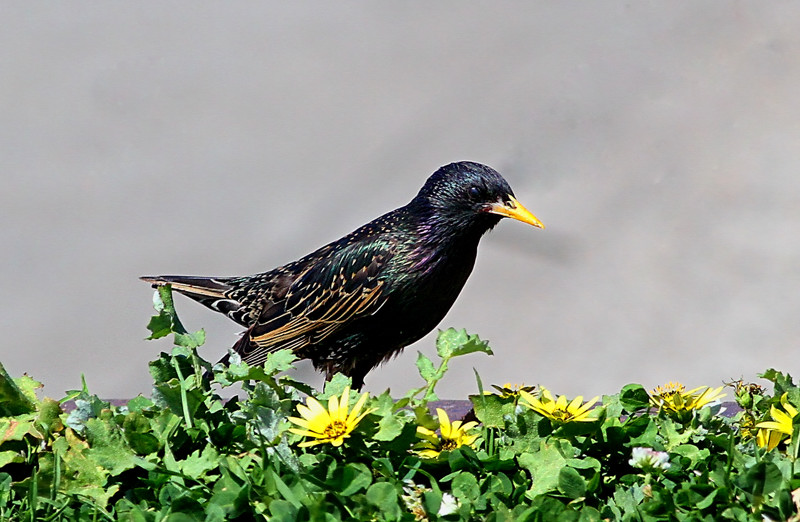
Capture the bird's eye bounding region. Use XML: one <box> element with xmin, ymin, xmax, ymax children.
<box><xmin>468</xmin><ymin>186</ymin><xmax>481</xmax><ymax>199</ymax></box>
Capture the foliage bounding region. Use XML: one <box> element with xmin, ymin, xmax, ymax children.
<box><xmin>1</xmin><ymin>286</ymin><xmax>799</xmax><ymax>520</ymax></box>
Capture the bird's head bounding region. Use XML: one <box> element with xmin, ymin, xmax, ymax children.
<box><xmin>413</xmin><ymin>161</ymin><xmax>544</xmax><ymax>239</ymax></box>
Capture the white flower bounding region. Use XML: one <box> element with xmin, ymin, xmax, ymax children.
<box><xmin>629</xmin><ymin>447</ymin><xmax>671</xmax><ymax>472</ymax></box>
<box><xmin>438</xmin><ymin>492</ymin><xmax>459</xmax><ymax>516</ymax></box>
<box><xmin>401</xmin><ymin>481</ymin><xmax>461</xmax><ymax>520</ymax></box>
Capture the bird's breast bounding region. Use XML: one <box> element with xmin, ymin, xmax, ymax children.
<box><xmin>385</xmin><ymin>242</ymin><xmax>478</xmax><ymax>329</ymax></box>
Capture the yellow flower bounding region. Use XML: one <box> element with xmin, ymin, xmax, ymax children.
<box><xmin>491</xmin><ymin>382</ymin><xmax>536</xmax><ymax>399</ymax></box>
<box><xmin>738</xmin><ymin>413</ymin><xmax>757</xmax><ymax>440</ymax></box>
<box><xmin>755</xmin><ymin>393</ymin><xmax>798</xmax><ymax>451</ymax></box>
<box><xmin>519</xmin><ymin>388</ymin><xmax>600</xmax><ymax>423</ymax></box>
<box><xmin>756</xmin><ymin>427</ymin><xmax>784</xmax><ymax>452</ymax></box>
<box><xmin>649</xmin><ymin>382</ymin><xmax>726</xmax><ymax>412</ymax></box>
<box><xmin>288</xmin><ymin>386</ymin><xmax>373</xmax><ymax>447</ymax></box>
<box><xmin>415</xmin><ymin>408</ymin><xmax>479</xmax><ymax>459</ymax></box>
<box><xmin>690</xmin><ymin>386</ymin><xmax>727</xmax><ymax>410</ymax></box>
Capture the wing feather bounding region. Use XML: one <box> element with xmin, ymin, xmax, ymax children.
<box><xmin>241</xmin><ymin>238</ymin><xmax>394</xmax><ymax>359</ymax></box>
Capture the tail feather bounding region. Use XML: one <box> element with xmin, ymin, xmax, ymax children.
<box><xmin>140</xmin><ymin>275</ymin><xmax>245</xmax><ymax>325</ymax></box>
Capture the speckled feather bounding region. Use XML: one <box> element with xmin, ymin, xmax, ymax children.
<box><xmin>142</xmin><ymin>161</ymin><xmax>541</xmax><ymax>388</ymax></box>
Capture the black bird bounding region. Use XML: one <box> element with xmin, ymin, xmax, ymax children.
<box><xmin>142</xmin><ymin>161</ymin><xmax>543</xmax><ymax>388</ymax></box>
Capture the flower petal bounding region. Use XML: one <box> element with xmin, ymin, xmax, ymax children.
<box><xmin>347</xmin><ymin>392</ymin><xmax>370</xmax><ymax>425</ymax></box>
<box><xmin>437</xmin><ymin>409</ymin><xmax>452</xmax><ymax>438</ymax></box>
<box><xmin>288</xmin><ymin>428</ymin><xmax>324</xmax><ymax>438</ymax></box>
<box><xmin>287</xmin><ymin>416</ymin><xmax>311</xmax><ymax>429</ymax></box>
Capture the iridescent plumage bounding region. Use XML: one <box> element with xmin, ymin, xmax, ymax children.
<box><xmin>142</xmin><ymin>161</ymin><xmax>543</xmax><ymax>388</ymax></box>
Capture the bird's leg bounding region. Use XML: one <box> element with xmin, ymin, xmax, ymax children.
<box><xmin>324</xmin><ymin>365</ymin><xmax>364</xmax><ymax>391</ymax></box>
<box><xmin>349</xmin><ymin>369</ymin><xmax>366</xmax><ymax>391</ymax></box>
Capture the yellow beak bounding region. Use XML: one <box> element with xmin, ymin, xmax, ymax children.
<box><xmin>487</xmin><ymin>195</ymin><xmax>544</xmax><ymax>229</ymax></box>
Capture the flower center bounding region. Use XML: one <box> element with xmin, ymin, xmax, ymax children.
<box><xmin>441</xmin><ymin>438</ymin><xmax>459</xmax><ymax>451</ymax></box>
<box><xmin>323</xmin><ymin>420</ymin><xmax>348</xmax><ymax>439</ymax></box>
<box><xmin>552</xmin><ymin>408</ymin><xmax>574</xmax><ymax>421</ymax></box>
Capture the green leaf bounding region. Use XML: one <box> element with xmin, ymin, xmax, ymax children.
<box><xmin>63</xmin><ymin>383</ymin><xmax>111</xmax><ymax>434</ymax></box>
<box><xmin>662</xmin><ymin>417</ymin><xmax>693</xmax><ymax>450</ymax></box>
<box><xmin>269</xmin><ymin>468</ymin><xmax>304</xmax><ymax>509</ymax></box>
<box><xmin>321</xmin><ymin>373</ymin><xmax>352</xmax><ymax>399</ymax></box>
<box><xmin>619</xmin><ymin>383</ymin><xmax>650</xmax><ymax>413</ymax></box>
<box><xmin>0</xmin><ymin>363</ymin><xmax>39</xmax><ymax>416</ymax></box>
<box><xmin>83</xmin><ymin>416</ymin><xmax>138</xmax><ymax>476</ymax></box>
<box><xmin>268</xmin><ymin>499</ymin><xmax>299</xmax><ymax>521</ymax></box>
<box><xmin>416</xmin><ymin>352</ymin><xmax>436</xmax><ymax>382</ymax></box>
<box><xmin>122</xmin><ymin>410</ymin><xmax>161</xmax><ymax>455</ymax></box>
<box><xmin>366</xmin><ymin>482</ymin><xmax>401</xmax><ymax>520</ymax></box>
<box><xmin>180</xmin><ymin>445</ymin><xmax>220</xmax><ymax>479</ymax></box>
<box><xmin>217</xmin><ymin>350</ymin><xmax>299</xmax><ymax>386</ymax></box>
<box><xmin>628</xmin><ymin>417</ymin><xmax>660</xmax><ymax>448</ymax></box>
<box><xmin>671</xmin><ymin>444</ymin><xmax>709</xmax><ymax>469</ymax></box>
<box><xmin>436</xmin><ymin>328</ymin><xmax>493</xmax><ymax>359</ymax></box>
<box><xmin>145</xmin><ymin>311</ymin><xmax>173</xmax><ymax>340</ymax></box>
<box><xmin>600</xmin><ymin>392</ymin><xmax>624</xmax><ymax>420</ymax></box>
<box><xmin>470</xmin><ymin>393</ymin><xmax>515</xmax><ymax>429</ymax></box>
<box><xmin>422</xmin><ymin>489</ymin><xmax>443</xmax><ymax>517</ymax></box>
<box><xmin>760</xmin><ymin>369</ymin><xmax>796</xmax><ymax>394</ymax></box>
<box><xmin>174</xmin><ymin>329</ymin><xmax>206</xmax><ymax>348</ymax></box>
<box><xmin>566</xmin><ymin>457</ymin><xmax>601</xmax><ymax>472</ymax></box>
<box><xmin>52</xmin><ymin>429</ymin><xmax>119</xmax><ymax>509</ymax></box>
<box><xmin>558</xmin><ymin>466</ymin><xmax>586</xmax><ymax>499</ymax></box>
<box><xmin>578</xmin><ymin>506</ymin><xmax>602</xmax><ymax>522</ymax></box>
<box><xmin>151</xmin><ymin>376</ymin><xmax>204</xmax><ymax>420</ymax></box>
<box><xmin>695</xmin><ymin>489</ymin><xmax>719</xmax><ymax>510</ymax></box>
<box><xmin>735</xmin><ymin>461</ymin><xmax>783</xmax><ymax>498</ymax></box>
<box><xmin>0</xmin><ymin>450</ymin><xmax>24</xmax><ymax>468</ymax></box>
<box><xmin>451</xmin><ymin>472</ymin><xmax>480</xmax><ymax>501</ymax></box>
<box><xmin>518</xmin><ymin>440</ymin><xmax>568</xmax><ymax>498</ymax></box>
<box><xmin>262</xmin><ymin>349</ymin><xmax>299</xmax><ymax>375</ymax></box>
<box><xmin>332</xmin><ymin>462</ymin><xmax>372</xmax><ymax>496</ymax></box>
<box><xmin>127</xmin><ymin>395</ymin><xmax>154</xmax><ymax>412</ymax></box>
<box><xmin>374</xmin><ymin>412</ymin><xmax>404</xmax><ymax>442</ymax></box>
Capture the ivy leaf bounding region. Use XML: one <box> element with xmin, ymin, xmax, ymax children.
<box><xmin>174</xmin><ymin>329</ymin><xmax>206</xmax><ymax>349</ymax></box>
<box><xmin>366</xmin><ymin>482</ymin><xmax>401</xmax><ymax>520</ymax></box>
<box><xmin>470</xmin><ymin>393</ymin><xmax>514</xmax><ymax>429</ymax></box>
<box><xmin>180</xmin><ymin>445</ymin><xmax>220</xmax><ymax>480</ymax></box>
<box><xmin>320</xmin><ymin>373</ymin><xmax>352</xmax><ymax>399</ymax></box>
<box><xmin>122</xmin><ymin>411</ymin><xmax>161</xmax><ymax>456</ymax></box>
<box><xmin>519</xmin><ymin>441</ymin><xmax>568</xmax><ymax>499</ymax></box>
<box><xmin>83</xmin><ymin>416</ymin><xmax>138</xmax><ymax>476</ymax></box>
<box><xmin>416</xmin><ymin>352</ymin><xmax>437</xmax><ymax>382</ymax></box>
<box><xmin>147</xmin><ymin>285</ymin><xmax>190</xmax><ymax>339</ymax></box>
<box><xmin>262</xmin><ymin>349</ymin><xmax>299</xmax><ymax>375</ymax></box>
<box><xmin>52</xmin><ymin>429</ymin><xmax>120</xmax><ymax>509</ymax></box>
<box><xmin>373</xmin><ymin>394</ymin><xmax>404</xmax><ymax>442</ymax></box>
<box><xmin>207</xmin><ymin>467</ymin><xmax>250</xmax><ymax>519</ymax></box>
<box><xmin>760</xmin><ymin>369</ymin><xmax>796</xmax><ymax>394</ymax></box>
<box><xmin>558</xmin><ymin>466</ymin><xmax>586</xmax><ymax>499</ymax></box>
<box><xmin>0</xmin><ymin>414</ymin><xmax>39</xmax><ymax>443</ymax></box>
<box><xmin>436</xmin><ymin>328</ymin><xmax>493</xmax><ymax>359</ymax></box>
<box><xmin>451</xmin><ymin>471</ymin><xmax>480</xmax><ymax>502</ymax></box>
<box><xmin>330</xmin><ymin>462</ymin><xmax>372</xmax><ymax>496</ymax></box>
<box><xmin>0</xmin><ymin>363</ymin><xmax>39</xmax><ymax>416</ymax></box>
<box><xmin>145</xmin><ymin>311</ymin><xmax>172</xmax><ymax>340</ymax></box>
<box><xmin>217</xmin><ymin>349</ymin><xmax>298</xmax><ymax>386</ymax></box>
<box><xmin>619</xmin><ymin>384</ymin><xmax>651</xmax><ymax>413</ymax></box>
<box><xmin>126</xmin><ymin>395</ymin><xmax>154</xmax><ymax>413</ymax></box>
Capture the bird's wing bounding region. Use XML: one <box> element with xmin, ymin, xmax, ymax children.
<box><xmin>236</xmin><ymin>237</ymin><xmax>396</xmax><ymax>362</ymax></box>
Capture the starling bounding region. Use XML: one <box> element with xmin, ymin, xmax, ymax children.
<box><xmin>141</xmin><ymin>161</ymin><xmax>543</xmax><ymax>388</ymax></box>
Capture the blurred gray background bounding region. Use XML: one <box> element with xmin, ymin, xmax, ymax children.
<box><xmin>3</xmin><ymin>3</ymin><xmax>799</xmax><ymax>400</ymax></box>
